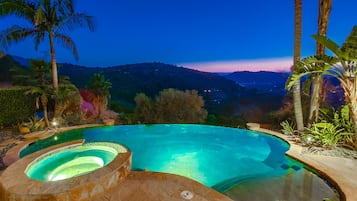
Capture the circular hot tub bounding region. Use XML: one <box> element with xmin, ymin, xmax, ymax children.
<box><xmin>26</xmin><ymin>142</ymin><xmax>127</xmax><ymax>181</ymax></box>
<box><xmin>0</xmin><ymin>141</ymin><xmax>132</xmax><ymax>201</ymax></box>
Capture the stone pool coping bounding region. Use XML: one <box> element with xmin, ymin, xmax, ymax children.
<box><xmin>1</xmin><ymin>124</ymin><xmax>356</xmax><ymax>201</ymax></box>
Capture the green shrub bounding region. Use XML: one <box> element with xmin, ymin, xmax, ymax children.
<box><xmin>280</xmin><ymin>120</ymin><xmax>295</xmax><ymax>135</ymax></box>
<box><xmin>0</xmin><ymin>87</ymin><xmax>36</xmax><ymax>126</ymax></box>
<box><xmin>319</xmin><ymin>105</ymin><xmax>355</xmax><ymax>147</ymax></box>
<box><xmin>307</xmin><ymin>122</ymin><xmax>344</xmax><ymax>148</ymax></box>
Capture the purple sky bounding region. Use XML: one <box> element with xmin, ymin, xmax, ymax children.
<box><xmin>1</xmin><ymin>0</ymin><xmax>356</xmax><ymax>72</ymax></box>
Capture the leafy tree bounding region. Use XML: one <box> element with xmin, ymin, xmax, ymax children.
<box><xmin>155</xmin><ymin>88</ymin><xmax>207</xmax><ymax>123</ymax></box>
<box><xmin>134</xmin><ymin>93</ymin><xmax>155</xmax><ymax>124</ymax></box>
<box><xmin>0</xmin><ymin>0</ymin><xmax>94</xmax><ymax>89</ymax></box>
<box><xmin>134</xmin><ymin>88</ymin><xmax>208</xmax><ymax>124</ymax></box>
<box><xmin>292</xmin><ymin>0</ymin><xmax>304</xmax><ymax>132</ymax></box>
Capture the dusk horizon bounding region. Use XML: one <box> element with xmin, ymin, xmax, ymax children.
<box><xmin>1</xmin><ymin>0</ymin><xmax>356</xmax><ymax>72</ymax></box>
<box><xmin>7</xmin><ymin>53</ymin><xmax>292</xmax><ymax>73</ymax></box>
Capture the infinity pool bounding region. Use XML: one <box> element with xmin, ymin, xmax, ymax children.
<box><xmin>20</xmin><ymin>124</ymin><xmax>339</xmax><ymax>200</ymax></box>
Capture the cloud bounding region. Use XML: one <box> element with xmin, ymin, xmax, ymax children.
<box><xmin>179</xmin><ymin>57</ymin><xmax>293</xmax><ymax>72</ymax></box>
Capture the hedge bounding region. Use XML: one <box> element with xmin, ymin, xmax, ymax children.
<box><xmin>0</xmin><ymin>87</ymin><xmax>36</xmax><ymax>126</ymax></box>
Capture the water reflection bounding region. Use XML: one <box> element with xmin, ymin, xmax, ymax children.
<box><xmin>224</xmin><ymin>169</ymin><xmax>339</xmax><ymax>201</ymax></box>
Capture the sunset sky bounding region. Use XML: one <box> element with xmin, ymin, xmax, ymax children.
<box><xmin>1</xmin><ymin>0</ymin><xmax>356</xmax><ymax>72</ymax></box>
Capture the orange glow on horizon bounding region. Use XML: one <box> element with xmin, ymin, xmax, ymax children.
<box><xmin>179</xmin><ymin>57</ymin><xmax>293</xmax><ymax>72</ymax></box>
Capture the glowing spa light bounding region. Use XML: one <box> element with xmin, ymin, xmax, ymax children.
<box><xmin>47</xmin><ymin>156</ymin><xmax>104</xmax><ymax>181</ymax></box>
<box><xmin>54</xmin><ymin>135</ymin><xmax>58</xmax><ymax>141</ymax></box>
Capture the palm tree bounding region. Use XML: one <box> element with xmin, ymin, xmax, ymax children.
<box><xmin>308</xmin><ymin>0</ymin><xmax>332</xmax><ymax>126</ymax></box>
<box><xmin>86</xmin><ymin>73</ymin><xmax>112</xmax><ymax>118</ymax></box>
<box><xmin>292</xmin><ymin>0</ymin><xmax>304</xmax><ymax>132</ymax></box>
<box><xmin>288</xmin><ymin>26</ymin><xmax>357</xmax><ymax>148</ymax></box>
<box><xmin>0</xmin><ymin>0</ymin><xmax>94</xmax><ymax>89</ymax></box>
<box><xmin>25</xmin><ymin>85</ymin><xmax>53</xmax><ymax>127</ymax></box>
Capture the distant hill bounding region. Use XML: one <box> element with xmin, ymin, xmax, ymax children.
<box><xmin>58</xmin><ymin>62</ymin><xmax>244</xmax><ymax>108</ymax></box>
<box><xmin>224</xmin><ymin>71</ymin><xmax>289</xmax><ymax>94</ymax></box>
<box><xmin>0</xmin><ymin>55</ymin><xmax>23</xmax><ymax>83</ymax></box>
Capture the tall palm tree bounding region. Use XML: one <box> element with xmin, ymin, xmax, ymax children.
<box><xmin>308</xmin><ymin>0</ymin><xmax>332</xmax><ymax>126</ymax></box>
<box><xmin>292</xmin><ymin>0</ymin><xmax>304</xmax><ymax>132</ymax></box>
<box><xmin>0</xmin><ymin>0</ymin><xmax>94</xmax><ymax>89</ymax></box>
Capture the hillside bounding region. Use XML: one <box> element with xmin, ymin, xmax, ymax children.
<box><xmin>0</xmin><ymin>55</ymin><xmax>23</xmax><ymax>83</ymax></box>
<box><xmin>58</xmin><ymin>62</ymin><xmax>245</xmax><ymax>110</ymax></box>
<box><xmin>225</xmin><ymin>71</ymin><xmax>289</xmax><ymax>94</ymax></box>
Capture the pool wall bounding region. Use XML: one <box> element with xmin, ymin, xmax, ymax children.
<box><xmin>0</xmin><ymin>141</ymin><xmax>132</xmax><ymax>201</ymax></box>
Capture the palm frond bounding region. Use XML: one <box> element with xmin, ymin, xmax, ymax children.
<box><xmin>341</xmin><ymin>26</ymin><xmax>357</xmax><ymax>60</ymax></box>
<box><xmin>58</xmin><ymin>13</ymin><xmax>95</xmax><ymax>32</ymax></box>
<box><xmin>0</xmin><ymin>25</ymin><xmax>38</xmax><ymax>49</ymax></box>
<box><xmin>54</xmin><ymin>33</ymin><xmax>78</xmax><ymax>60</ymax></box>
<box><xmin>312</xmin><ymin>35</ymin><xmax>343</xmax><ymax>58</ymax></box>
<box><xmin>0</xmin><ymin>0</ymin><xmax>37</xmax><ymax>22</ymax></box>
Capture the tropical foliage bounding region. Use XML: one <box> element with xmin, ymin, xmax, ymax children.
<box><xmin>0</xmin><ymin>0</ymin><xmax>94</xmax><ymax>89</ymax></box>
<box><xmin>86</xmin><ymin>73</ymin><xmax>112</xmax><ymax>118</ymax></box>
<box><xmin>306</xmin><ymin>122</ymin><xmax>344</xmax><ymax>148</ymax></box>
<box><xmin>308</xmin><ymin>0</ymin><xmax>332</xmax><ymax>125</ymax></box>
<box><xmin>287</xmin><ymin>26</ymin><xmax>357</xmax><ymax>149</ymax></box>
<box><xmin>0</xmin><ymin>87</ymin><xmax>36</xmax><ymax>126</ymax></box>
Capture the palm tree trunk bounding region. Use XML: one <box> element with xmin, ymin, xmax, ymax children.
<box><xmin>293</xmin><ymin>0</ymin><xmax>304</xmax><ymax>132</ymax></box>
<box><xmin>343</xmin><ymin>79</ymin><xmax>357</xmax><ymax>149</ymax></box>
<box><xmin>41</xmin><ymin>95</ymin><xmax>50</xmax><ymax>128</ymax></box>
<box><xmin>49</xmin><ymin>32</ymin><xmax>59</xmax><ymax>89</ymax></box>
<box><xmin>308</xmin><ymin>0</ymin><xmax>332</xmax><ymax>127</ymax></box>
<box><xmin>309</xmin><ymin>75</ymin><xmax>322</xmax><ymax>126</ymax></box>
<box><xmin>349</xmin><ymin>101</ymin><xmax>357</xmax><ymax>149</ymax></box>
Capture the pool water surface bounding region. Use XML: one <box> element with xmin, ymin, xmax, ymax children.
<box><xmin>20</xmin><ymin>124</ymin><xmax>339</xmax><ymax>200</ymax></box>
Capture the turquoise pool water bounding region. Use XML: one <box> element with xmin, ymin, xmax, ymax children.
<box><xmin>21</xmin><ymin>124</ymin><xmax>340</xmax><ymax>200</ymax></box>
<box><xmin>21</xmin><ymin>124</ymin><xmax>300</xmax><ymax>188</ymax></box>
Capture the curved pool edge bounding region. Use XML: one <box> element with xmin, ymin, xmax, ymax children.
<box><xmin>2</xmin><ymin>124</ymin><xmax>103</xmax><ymax>167</ymax></box>
<box><xmin>249</xmin><ymin>126</ymin><xmax>356</xmax><ymax>201</ymax></box>
<box><xmin>0</xmin><ymin>141</ymin><xmax>132</xmax><ymax>201</ymax></box>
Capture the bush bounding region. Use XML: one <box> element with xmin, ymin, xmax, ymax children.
<box><xmin>306</xmin><ymin>122</ymin><xmax>344</xmax><ymax>148</ymax></box>
<box><xmin>0</xmin><ymin>87</ymin><xmax>36</xmax><ymax>126</ymax></box>
<box><xmin>134</xmin><ymin>88</ymin><xmax>208</xmax><ymax>124</ymax></box>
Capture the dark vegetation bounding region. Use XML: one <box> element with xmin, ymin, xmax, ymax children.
<box><xmin>0</xmin><ymin>87</ymin><xmax>36</xmax><ymax>126</ymax></box>
<box><xmin>1</xmin><ymin>55</ymin><xmax>287</xmax><ymax>128</ymax></box>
